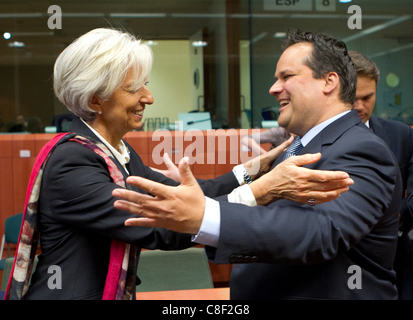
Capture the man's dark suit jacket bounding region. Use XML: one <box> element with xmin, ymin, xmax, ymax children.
<box><xmin>369</xmin><ymin>116</ymin><xmax>413</xmax><ymax>226</ymax></box>
<box><xmin>26</xmin><ymin>117</ymin><xmax>239</xmax><ymax>300</ymax></box>
<box><xmin>369</xmin><ymin>116</ymin><xmax>413</xmax><ymax>299</ymax></box>
<box><xmin>207</xmin><ymin>110</ymin><xmax>402</xmax><ymax>300</ymax></box>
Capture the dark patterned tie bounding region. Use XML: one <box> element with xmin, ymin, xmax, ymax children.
<box><xmin>282</xmin><ymin>136</ymin><xmax>303</xmax><ymax>161</ymax></box>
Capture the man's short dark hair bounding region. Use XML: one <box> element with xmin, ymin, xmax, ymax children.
<box><xmin>348</xmin><ymin>50</ymin><xmax>380</xmax><ymax>85</ymax></box>
<box><xmin>282</xmin><ymin>29</ymin><xmax>357</xmax><ymax>104</ymax></box>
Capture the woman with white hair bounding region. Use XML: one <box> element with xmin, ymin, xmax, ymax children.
<box><xmin>19</xmin><ymin>28</ymin><xmax>242</xmax><ymax>300</ymax></box>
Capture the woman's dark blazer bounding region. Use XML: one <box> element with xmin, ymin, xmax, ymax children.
<box><xmin>25</xmin><ymin>117</ymin><xmax>239</xmax><ymax>300</ymax></box>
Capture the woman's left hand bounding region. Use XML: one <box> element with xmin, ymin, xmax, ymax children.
<box><xmin>243</xmin><ymin>136</ymin><xmax>294</xmax><ymax>180</ymax></box>
<box><xmin>150</xmin><ymin>153</ymin><xmax>181</xmax><ymax>183</ymax></box>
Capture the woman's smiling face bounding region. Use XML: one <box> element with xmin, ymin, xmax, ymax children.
<box><xmin>98</xmin><ymin>69</ymin><xmax>154</xmax><ymax>139</ymax></box>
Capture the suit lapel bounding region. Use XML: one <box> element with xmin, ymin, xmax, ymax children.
<box><xmin>369</xmin><ymin>116</ymin><xmax>393</xmax><ymax>150</ymax></box>
<box><xmin>305</xmin><ymin>110</ymin><xmax>362</xmax><ymax>152</ymax></box>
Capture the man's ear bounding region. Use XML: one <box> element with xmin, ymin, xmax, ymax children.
<box><xmin>323</xmin><ymin>72</ymin><xmax>340</xmax><ymax>95</ymax></box>
<box><xmin>88</xmin><ymin>94</ymin><xmax>104</xmax><ymax>113</ymax></box>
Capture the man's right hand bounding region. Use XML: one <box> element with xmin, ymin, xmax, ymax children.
<box><xmin>249</xmin><ymin>153</ymin><xmax>354</xmax><ymax>206</ymax></box>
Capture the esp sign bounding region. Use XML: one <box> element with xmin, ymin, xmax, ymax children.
<box><xmin>264</xmin><ymin>0</ymin><xmax>313</xmax><ymax>12</ymax></box>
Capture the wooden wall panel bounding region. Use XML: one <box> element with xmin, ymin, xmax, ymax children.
<box><xmin>0</xmin><ymin>136</ymin><xmax>12</xmax><ymax>158</ymax></box>
<box><xmin>124</xmin><ymin>131</ymin><xmax>149</xmax><ymax>155</ymax></box>
<box><xmin>34</xmin><ymin>133</ymin><xmax>59</xmax><ymax>156</ymax></box>
<box><xmin>12</xmin><ymin>134</ymin><xmax>35</xmax><ymax>158</ymax></box>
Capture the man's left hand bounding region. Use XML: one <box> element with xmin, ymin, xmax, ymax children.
<box><xmin>113</xmin><ymin>157</ymin><xmax>205</xmax><ymax>234</ymax></box>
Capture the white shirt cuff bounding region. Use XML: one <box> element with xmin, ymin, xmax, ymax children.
<box><xmin>191</xmin><ymin>197</ymin><xmax>220</xmax><ymax>248</ymax></box>
<box><xmin>227</xmin><ymin>184</ymin><xmax>257</xmax><ymax>207</ymax></box>
<box><xmin>232</xmin><ymin>164</ymin><xmax>246</xmax><ymax>185</ymax></box>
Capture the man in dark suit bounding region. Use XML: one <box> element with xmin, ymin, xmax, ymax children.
<box><xmin>115</xmin><ymin>30</ymin><xmax>402</xmax><ymax>299</ymax></box>
<box><xmin>350</xmin><ymin>50</ymin><xmax>413</xmax><ymax>299</ymax></box>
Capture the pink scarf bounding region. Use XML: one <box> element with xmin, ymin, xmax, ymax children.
<box><xmin>4</xmin><ymin>133</ymin><xmax>135</xmax><ymax>300</ymax></box>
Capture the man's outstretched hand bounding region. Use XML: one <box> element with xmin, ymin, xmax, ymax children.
<box><xmin>113</xmin><ymin>157</ymin><xmax>205</xmax><ymax>234</ymax></box>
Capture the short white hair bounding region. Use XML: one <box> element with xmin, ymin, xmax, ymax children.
<box><xmin>53</xmin><ymin>28</ymin><xmax>153</xmax><ymax>121</ymax></box>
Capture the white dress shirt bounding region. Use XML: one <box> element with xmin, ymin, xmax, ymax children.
<box><xmin>80</xmin><ymin>118</ymin><xmax>130</xmax><ymax>174</ymax></box>
<box><xmin>194</xmin><ymin>110</ymin><xmax>351</xmax><ymax>247</ymax></box>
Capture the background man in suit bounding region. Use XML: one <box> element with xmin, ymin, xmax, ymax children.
<box><xmin>350</xmin><ymin>50</ymin><xmax>413</xmax><ymax>299</ymax></box>
<box><xmin>114</xmin><ymin>30</ymin><xmax>402</xmax><ymax>299</ymax></box>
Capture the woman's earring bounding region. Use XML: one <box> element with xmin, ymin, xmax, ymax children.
<box><xmin>98</xmin><ymin>111</ymin><xmax>102</xmax><ymax>115</ymax></box>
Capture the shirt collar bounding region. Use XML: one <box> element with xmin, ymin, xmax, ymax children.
<box><xmin>80</xmin><ymin>118</ymin><xmax>130</xmax><ymax>170</ymax></box>
<box><xmin>300</xmin><ymin>110</ymin><xmax>351</xmax><ymax>147</ymax></box>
